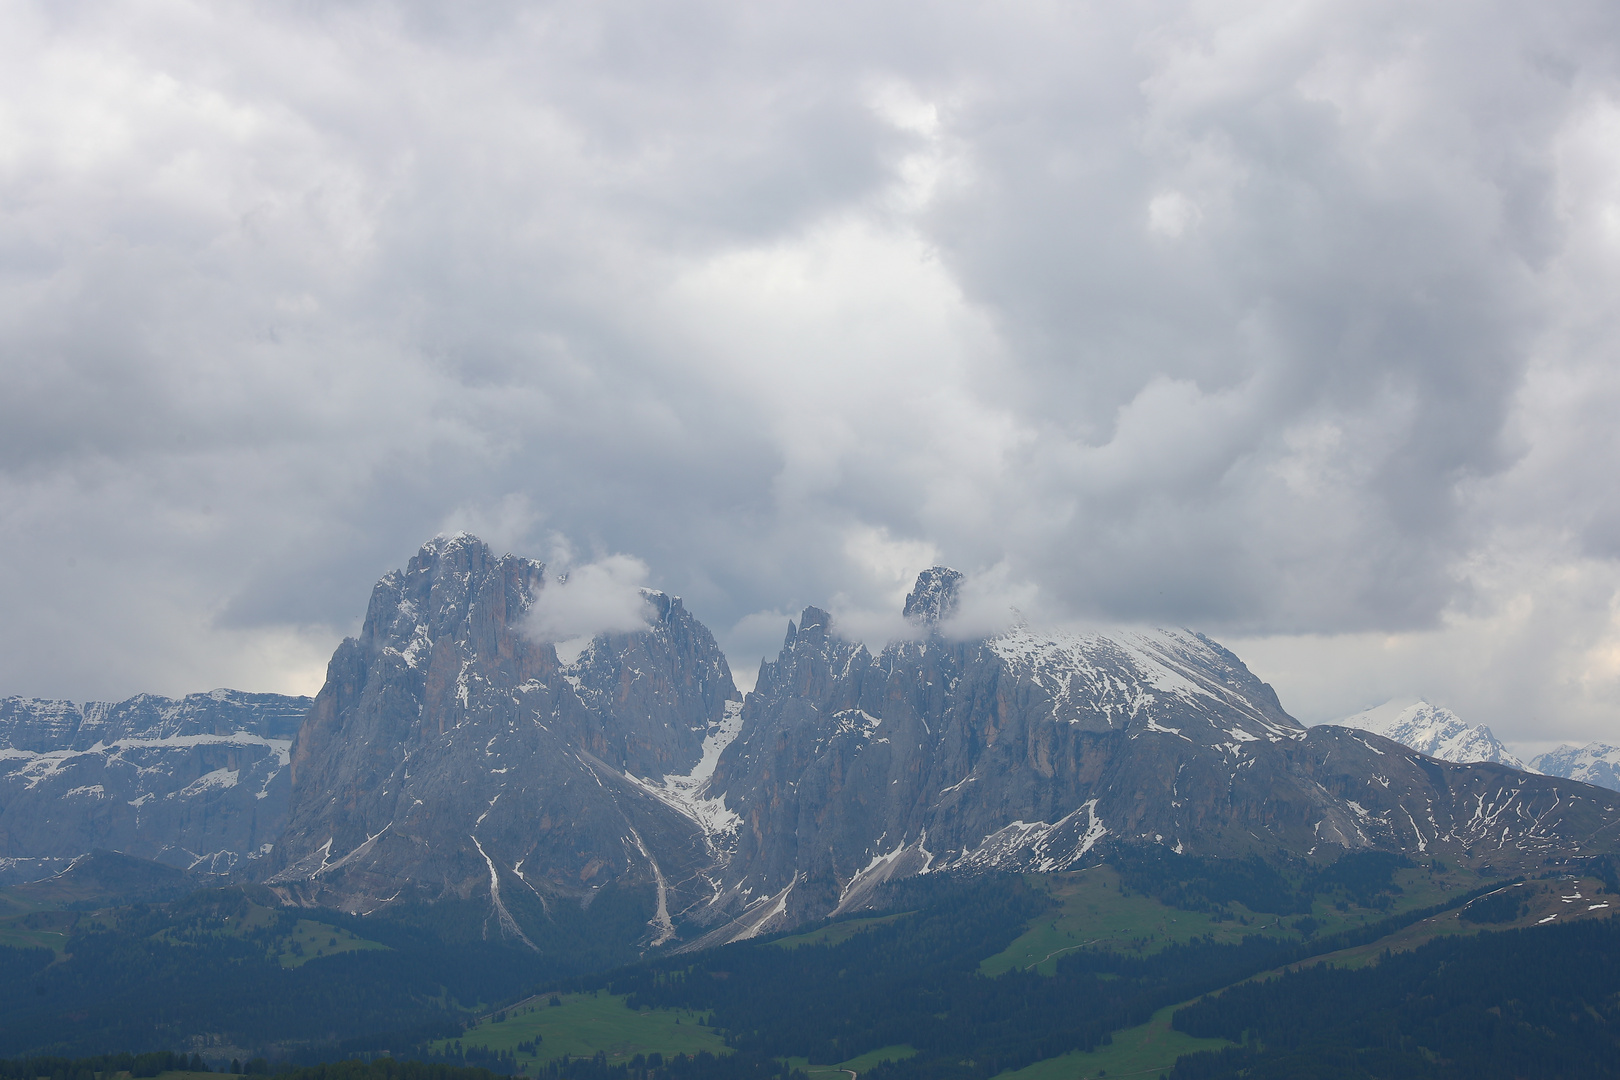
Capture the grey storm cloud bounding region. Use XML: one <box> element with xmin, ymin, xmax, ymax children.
<box><xmin>3</xmin><ymin>0</ymin><xmax>1620</xmax><ymax>748</ymax></box>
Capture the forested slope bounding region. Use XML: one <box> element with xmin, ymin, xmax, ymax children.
<box><xmin>1169</xmin><ymin>917</ymin><xmax>1620</xmax><ymax>1079</ymax></box>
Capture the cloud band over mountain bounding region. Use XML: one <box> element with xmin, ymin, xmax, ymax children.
<box><xmin>2</xmin><ymin>1</ymin><xmax>1619</xmax><ymax>746</ymax></box>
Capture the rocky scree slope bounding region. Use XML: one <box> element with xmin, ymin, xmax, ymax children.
<box><xmin>0</xmin><ymin>690</ymin><xmax>309</xmax><ymax>882</ymax></box>
<box><xmin>265</xmin><ymin>535</ymin><xmax>737</xmax><ymax>948</ymax></box>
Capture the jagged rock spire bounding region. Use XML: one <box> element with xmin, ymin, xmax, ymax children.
<box><xmin>903</xmin><ymin>567</ymin><xmax>963</xmax><ymax>625</ymax></box>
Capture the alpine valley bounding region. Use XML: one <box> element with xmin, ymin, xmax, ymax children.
<box><xmin>6</xmin><ymin>534</ymin><xmax>1620</xmax><ymax>1079</ymax></box>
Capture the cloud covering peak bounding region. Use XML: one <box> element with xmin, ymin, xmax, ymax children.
<box><xmin>526</xmin><ymin>554</ymin><xmax>656</xmax><ymax>647</ymax></box>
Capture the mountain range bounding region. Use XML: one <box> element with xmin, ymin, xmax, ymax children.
<box><xmin>1333</xmin><ymin>698</ymin><xmax>1620</xmax><ymax>795</ymax></box>
<box><xmin>6</xmin><ymin>534</ymin><xmax>1620</xmax><ymax>953</ymax></box>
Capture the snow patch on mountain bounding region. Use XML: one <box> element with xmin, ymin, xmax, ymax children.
<box><xmin>628</xmin><ymin>699</ymin><xmax>744</xmax><ymax>839</ymax></box>
<box><xmin>831</xmin><ymin>835</ymin><xmax>937</xmax><ymax>916</ymax></box>
<box><xmin>1334</xmin><ymin>700</ymin><xmax>1528</xmax><ymax>770</ymax></box>
<box><xmin>950</xmin><ymin>799</ymin><xmax>1108</xmax><ymax>873</ymax></box>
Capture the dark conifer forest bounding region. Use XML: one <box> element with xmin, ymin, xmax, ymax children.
<box><xmin>4</xmin><ymin>859</ymin><xmax>1620</xmax><ymax>1080</ymax></box>
<box><xmin>1168</xmin><ymin>918</ymin><xmax>1620</xmax><ymax>1079</ymax></box>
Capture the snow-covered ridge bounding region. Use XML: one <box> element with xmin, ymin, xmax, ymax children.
<box><xmin>1333</xmin><ymin>700</ymin><xmax>1527</xmax><ymax>770</ymax></box>
<box><xmin>986</xmin><ymin>624</ymin><xmax>1296</xmax><ymax>737</ymax></box>
<box><xmin>0</xmin><ymin>733</ymin><xmax>292</xmax><ymax>789</ymax></box>
<box><xmin>1533</xmin><ymin>742</ymin><xmax>1620</xmax><ymax>793</ymax></box>
<box><xmin>990</xmin><ymin>625</ymin><xmax>1212</xmax><ymax>700</ymax></box>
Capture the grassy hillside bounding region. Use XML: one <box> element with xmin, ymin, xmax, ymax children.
<box><xmin>985</xmin><ymin>870</ymin><xmax>1618</xmax><ymax>1080</ymax></box>
<box><xmin>981</xmin><ymin>859</ymin><xmax>1486</xmax><ymax>976</ymax></box>
<box><xmin>145</xmin><ymin>892</ymin><xmax>393</xmax><ymax>967</ymax></box>
<box><xmin>770</xmin><ymin>914</ymin><xmax>911</xmax><ymax>951</ymax></box>
<box><xmin>1165</xmin><ymin>907</ymin><xmax>1620</xmax><ymax>1079</ymax></box>
<box><xmin>997</xmin><ymin>1005</ymin><xmax>1230</xmax><ymax>1080</ymax></box>
<box><xmin>0</xmin><ymin>904</ymin><xmax>76</xmax><ymax>955</ymax></box>
<box><xmin>1255</xmin><ymin>873</ymin><xmax>1615</xmax><ymax>975</ymax></box>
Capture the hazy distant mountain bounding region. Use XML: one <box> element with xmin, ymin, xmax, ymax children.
<box><xmin>1533</xmin><ymin>742</ymin><xmax>1620</xmax><ymax>792</ymax></box>
<box><xmin>1333</xmin><ymin>699</ymin><xmax>1528</xmax><ymax>770</ymax></box>
<box><xmin>0</xmin><ymin>689</ymin><xmax>311</xmax><ymax>882</ymax></box>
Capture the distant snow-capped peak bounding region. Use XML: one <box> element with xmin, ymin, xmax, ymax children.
<box><xmin>1531</xmin><ymin>743</ymin><xmax>1620</xmax><ymax>793</ymax></box>
<box><xmin>1333</xmin><ymin>699</ymin><xmax>1528</xmax><ymax>770</ymax></box>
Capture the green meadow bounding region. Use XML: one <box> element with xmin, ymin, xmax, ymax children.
<box><xmin>994</xmin><ymin>1005</ymin><xmax>1229</xmax><ymax>1080</ymax></box>
<box><xmin>769</xmin><ymin>912</ymin><xmax>911</xmax><ymax>950</ymax></box>
<box><xmin>443</xmin><ymin>992</ymin><xmax>728</xmax><ymax>1068</ymax></box>
<box><xmin>981</xmin><ymin>862</ymin><xmax>1481</xmax><ymax>975</ymax></box>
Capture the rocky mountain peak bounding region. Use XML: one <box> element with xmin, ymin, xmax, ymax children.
<box><xmin>267</xmin><ymin>535</ymin><xmax>738</xmax><ymax>931</ymax></box>
<box><xmin>361</xmin><ymin>534</ymin><xmax>546</xmax><ymax>667</ymax></box>
<box><xmin>903</xmin><ymin>566</ymin><xmax>963</xmax><ymax>625</ymax></box>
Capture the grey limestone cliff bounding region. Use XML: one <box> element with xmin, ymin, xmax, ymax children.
<box><xmin>265</xmin><ymin>535</ymin><xmax>737</xmax><ymax>947</ymax></box>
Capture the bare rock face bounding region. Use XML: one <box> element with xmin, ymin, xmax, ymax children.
<box><xmin>0</xmin><ymin>689</ymin><xmax>309</xmax><ymax>882</ymax></box>
<box><xmin>690</xmin><ymin>604</ymin><xmax>1313</xmax><ymax>934</ymax></box>
<box><xmin>902</xmin><ymin>567</ymin><xmax>963</xmax><ymax>625</ymax></box>
<box><xmin>265</xmin><ymin>535</ymin><xmax>737</xmax><ymax>947</ymax></box>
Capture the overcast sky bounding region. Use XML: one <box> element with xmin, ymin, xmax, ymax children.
<box><xmin>3</xmin><ymin>0</ymin><xmax>1620</xmax><ymax>751</ymax></box>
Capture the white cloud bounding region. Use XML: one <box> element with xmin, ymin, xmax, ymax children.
<box><xmin>0</xmin><ymin>0</ymin><xmax>1618</xmax><ymax>747</ymax></box>
<box><xmin>941</xmin><ymin>564</ymin><xmax>1044</xmax><ymax>642</ymax></box>
<box><xmin>525</xmin><ymin>555</ymin><xmax>655</xmax><ymax>649</ymax></box>
<box><xmin>1147</xmin><ymin>191</ymin><xmax>1201</xmax><ymax>237</ymax></box>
